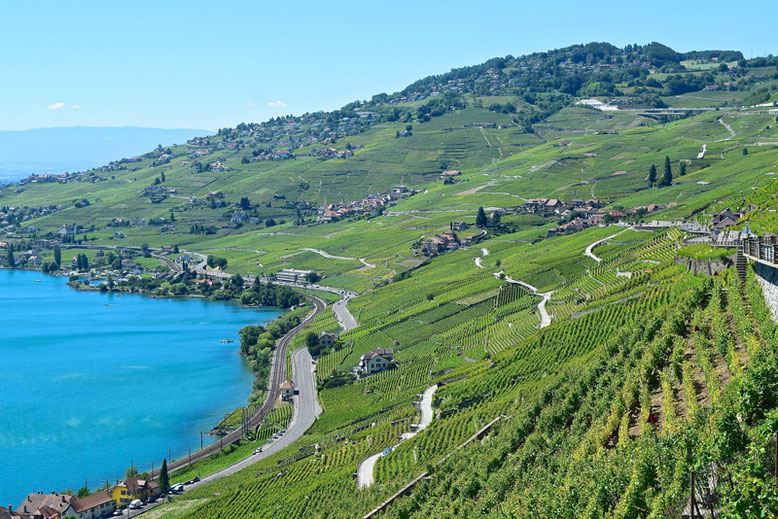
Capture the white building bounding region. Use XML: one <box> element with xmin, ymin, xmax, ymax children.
<box><xmin>280</xmin><ymin>380</ymin><xmax>296</xmax><ymax>401</ymax></box>
<box><xmin>359</xmin><ymin>348</ymin><xmax>394</xmax><ymax>375</ymax></box>
<box><xmin>276</xmin><ymin>268</ymin><xmax>314</xmax><ymax>283</ymax></box>
<box><xmin>318</xmin><ymin>332</ymin><xmax>339</xmax><ymax>348</ymax></box>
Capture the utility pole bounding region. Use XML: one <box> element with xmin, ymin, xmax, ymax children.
<box><xmin>169</xmin><ymin>447</ymin><xmax>171</xmax><ymax>464</ymax></box>
<box><xmin>188</xmin><ymin>448</ymin><xmax>192</xmax><ymax>467</ymax></box>
<box><xmin>201</xmin><ymin>431</ymin><xmax>203</xmax><ymax>450</ymax></box>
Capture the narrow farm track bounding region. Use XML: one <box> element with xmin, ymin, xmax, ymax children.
<box><xmin>584</xmin><ymin>227</ymin><xmax>631</xmax><ymax>263</ymax></box>
<box><xmin>717</xmin><ymin>117</ymin><xmax>736</xmax><ymax>140</ymax></box>
<box><xmin>357</xmin><ymin>385</ymin><xmax>438</xmax><ymax>489</ymax></box>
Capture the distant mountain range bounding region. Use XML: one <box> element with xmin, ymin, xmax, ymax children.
<box><xmin>0</xmin><ymin>126</ymin><xmax>211</xmax><ymax>183</ymax></box>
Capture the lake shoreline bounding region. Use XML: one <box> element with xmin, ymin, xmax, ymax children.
<box><xmin>0</xmin><ymin>268</ymin><xmax>288</xmax><ymax>503</ymax></box>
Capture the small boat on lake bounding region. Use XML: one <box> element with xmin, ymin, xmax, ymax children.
<box><xmin>221</xmin><ymin>339</ymin><xmax>234</xmax><ymax>343</ymax></box>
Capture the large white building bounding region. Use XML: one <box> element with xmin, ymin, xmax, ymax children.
<box><xmin>276</xmin><ymin>268</ymin><xmax>314</xmax><ymax>283</ymax></box>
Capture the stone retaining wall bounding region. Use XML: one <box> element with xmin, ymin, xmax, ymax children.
<box><xmin>753</xmin><ymin>262</ymin><xmax>778</xmax><ymax>322</ymax></box>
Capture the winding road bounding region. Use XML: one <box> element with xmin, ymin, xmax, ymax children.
<box><xmin>584</xmin><ymin>227</ymin><xmax>631</xmax><ymax>263</ymax></box>
<box><xmin>357</xmin><ymin>384</ymin><xmax>437</xmax><ymax>489</ymax></box>
<box><xmin>491</xmin><ymin>272</ymin><xmax>553</xmax><ymax>329</ymax></box>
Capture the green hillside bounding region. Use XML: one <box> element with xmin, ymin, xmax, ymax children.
<box><xmin>5</xmin><ymin>42</ymin><xmax>778</xmax><ymax>517</ymax></box>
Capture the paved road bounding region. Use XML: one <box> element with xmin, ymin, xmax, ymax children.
<box><xmin>130</xmin><ymin>297</ymin><xmax>325</xmax><ymax>516</ymax></box>
<box><xmin>142</xmin><ymin>294</ymin><xmax>325</xmax><ymax>479</ymax></box>
<box><xmin>537</xmin><ymin>291</ymin><xmax>554</xmax><ymax>329</ymax></box>
<box><xmin>357</xmin><ymin>385</ymin><xmax>437</xmax><ymax>489</ymax></box>
<box><xmin>584</xmin><ymin>227</ymin><xmax>631</xmax><ymax>263</ymax></box>
<box><xmin>491</xmin><ymin>272</ymin><xmax>553</xmax><ymax>329</ymax></box>
<box><xmin>334</xmin><ymin>293</ymin><xmax>359</xmax><ymax>331</ymax></box>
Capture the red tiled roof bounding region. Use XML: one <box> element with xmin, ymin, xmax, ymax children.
<box><xmin>71</xmin><ymin>492</ymin><xmax>113</xmax><ymax>513</ymax></box>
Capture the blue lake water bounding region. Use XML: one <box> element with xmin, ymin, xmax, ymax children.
<box><xmin>0</xmin><ymin>269</ymin><xmax>283</xmax><ymax>504</ymax></box>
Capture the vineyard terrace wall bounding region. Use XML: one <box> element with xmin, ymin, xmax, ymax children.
<box><xmin>753</xmin><ymin>261</ymin><xmax>778</xmax><ymax>322</ymax></box>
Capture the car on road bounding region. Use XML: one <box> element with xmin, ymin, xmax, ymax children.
<box><xmin>169</xmin><ymin>483</ymin><xmax>184</xmax><ymax>493</ymax></box>
<box><xmin>112</xmin><ymin>511</ymin><xmax>122</xmax><ymax>516</ymax></box>
<box><xmin>253</xmin><ymin>447</ymin><xmax>263</xmax><ymax>455</ymax></box>
<box><xmin>129</xmin><ymin>499</ymin><xmax>142</xmax><ymax>509</ymax></box>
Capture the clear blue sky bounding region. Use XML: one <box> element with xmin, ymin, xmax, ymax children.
<box><xmin>1</xmin><ymin>0</ymin><xmax>775</xmax><ymax>131</ymax></box>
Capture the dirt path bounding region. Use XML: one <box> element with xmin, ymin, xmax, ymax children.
<box><xmin>537</xmin><ymin>291</ymin><xmax>554</xmax><ymax>329</ymax></box>
<box><xmin>491</xmin><ymin>271</ymin><xmax>553</xmax><ymax>328</ymax></box>
<box><xmin>300</xmin><ymin>247</ymin><xmax>375</xmax><ymax>268</ymax></box>
<box><xmin>474</xmin><ymin>248</ymin><xmax>489</xmax><ymax>269</ymax></box>
<box><xmin>717</xmin><ymin>118</ymin><xmax>736</xmax><ymax>140</ymax></box>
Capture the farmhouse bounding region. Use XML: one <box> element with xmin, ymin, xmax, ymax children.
<box><xmin>318</xmin><ymin>332</ymin><xmax>339</xmax><ymax>348</ymax></box>
<box><xmin>358</xmin><ymin>348</ymin><xmax>394</xmax><ymax>375</ymax></box>
<box><xmin>711</xmin><ymin>208</ymin><xmax>740</xmax><ymax>231</ymax></box>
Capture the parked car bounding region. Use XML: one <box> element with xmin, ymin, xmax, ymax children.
<box><xmin>129</xmin><ymin>499</ymin><xmax>142</xmax><ymax>509</ymax></box>
<box><xmin>253</xmin><ymin>447</ymin><xmax>263</xmax><ymax>455</ymax></box>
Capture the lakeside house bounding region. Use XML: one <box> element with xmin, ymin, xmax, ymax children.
<box><xmin>13</xmin><ymin>491</ymin><xmax>115</xmax><ymax>519</ymax></box>
<box><xmin>110</xmin><ymin>476</ymin><xmax>161</xmax><ymax>507</ymax></box>
<box><xmin>358</xmin><ymin>348</ymin><xmax>394</xmax><ymax>375</ymax></box>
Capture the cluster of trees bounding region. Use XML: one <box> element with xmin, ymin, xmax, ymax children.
<box><xmin>234</xmin><ymin>276</ymin><xmax>302</xmax><ymax>308</ymax></box>
<box><xmin>189</xmin><ymin>223</ymin><xmax>217</xmax><ymax>235</ymax></box>
<box><xmin>304</xmin><ymin>330</ymin><xmax>343</xmax><ymax>358</ymax></box>
<box><xmin>487</xmin><ymin>102</ymin><xmax>517</xmax><ymax>114</ymax></box>
<box><xmin>206</xmin><ymin>255</ymin><xmax>228</xmax><ymax>269</ymax></box>
<box><xmin>648</xmin><ymin>155</ymin><xmax>686</xmax><ymax>188</ymax></box>
<box><xmin>238</xmin><ymin>311</ymin><xmax>303</xmax><ymax>401</ymax></box>
<box><xmin>476</xmin><ymin>206</ymin><xmax>488</xmax><ymax>228</ymax></box>
<box><xmin>416</xmin><ymin>93</ymin><xmax>466</xmax><ymax>122</ymax></box>
<box><xmin>73</xmin><ymin>253</ymin><xmax>90</xmax><ymax>271</ymax></box>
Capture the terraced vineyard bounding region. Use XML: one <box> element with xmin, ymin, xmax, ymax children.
<box><xmin>7</xmin><ymin>41</ymin><xmax>778</xmax><ymax>519</ymax></box>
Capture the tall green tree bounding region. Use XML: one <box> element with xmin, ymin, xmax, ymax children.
<box><xmin>678</xmin><ymin>162</ymin><xmax>687</xmax><ymax>176</ymax></box>
<box><xmin>659</xmin><ymin>156</ymin><xmax>673</xmax><ymax>187</ymax></box>
<box><xmin>648</xmin><ymin>164</ymin><xmax>657</xmax><ymax>187</ymax></box>
<box><xmin>159</xmin><ymin>459</ymin><xmax>169</xmax><ymax>493</ymax></box>
<box><xmin>475</xmin><ymin>206</ymin><xmax>488</xmax><ymax>228</ymax></box>
<box><xmin>7</xmin><ymin>244</ymin><xmax>15</xmax><ymax>268</ymax></box>
<box><xmin>54</xmin><ymin>245</ymin><xmax>61</xmax><ymax>267</ymax></box>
